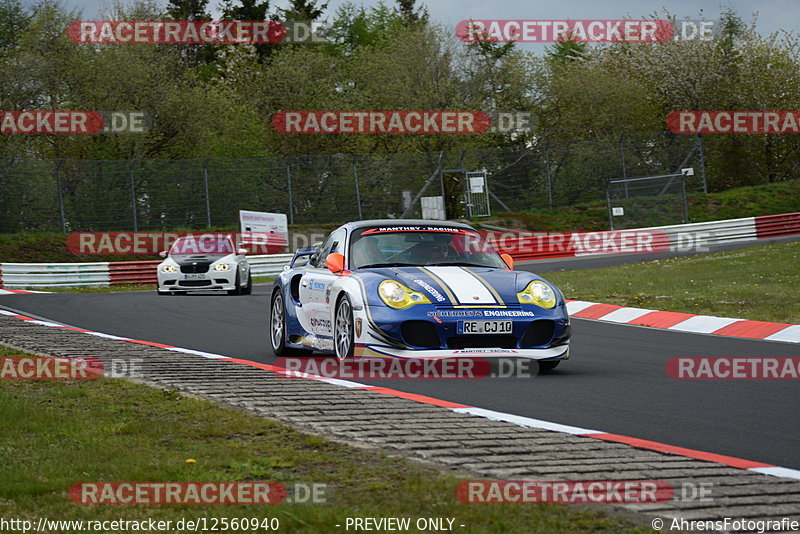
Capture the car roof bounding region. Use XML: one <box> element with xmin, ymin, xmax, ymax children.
<box><xmin>344</xmin><ymin>219</ymin><xmax>475</xmax><ymax>230</ymax></box>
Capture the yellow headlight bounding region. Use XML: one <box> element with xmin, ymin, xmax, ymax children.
<box><xmin>517</xmin><ymin>280</ymin><xmax>557</xmax><ymax>309</ymax></box>
<box><xmin>161</xmin><ymin>265</ymin><xmax>177</xmax><ymax>273</ymax></box>
<box><xmin>378</xmin><ymin>280</ymin><xmax>430</xmax><ymax>310</ymax></box>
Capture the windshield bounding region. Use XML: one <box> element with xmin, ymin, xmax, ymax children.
<box><xmin>349</xmin><ymin>225</ymin><xmax>506</xmax><ymax>270</ymax></box>
<box><xmin>169</xmin><ymin>235</ymin><xmax>234</xmax><ymax>256</ymax></box>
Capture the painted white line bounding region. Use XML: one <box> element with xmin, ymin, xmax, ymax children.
<box><xmin>25</xmin><ymin>320</ymin><xmax>64</xmax><ymax>327</ymax></box>
<box><xmin>452</xmin><ymin>406</ymin><xmax>600</xmax><ymax>435</ymax></box>
<box><xmin>765</xmin><ymin>324</ymin><xmax>800</xmax><ymax>343</ymax></box>
<box><xmin>164</xmin><ymin>346</ymin><xmax>229</xmax><ymax>359</ymax></box>
<box><xmin>319</xmin><ymin>378</ymin><xmax>370</xmax><ymax>388</ymax></box>
<box><xmin>85</xmin><ymin>332</ymin><xmax>129</xmax><ymax>341</ymax></box>
<box><xmin>600</xmin><ymin>307</ymin><xmax>656</xmax><ymax>323</ymax></box>
<box><xmin>667</xmin><ymin>316</ymin><xmax>741</xmax><ymax>334</ymax></box>
<box><xmin>748</xmin><ymin>466</ymin><xmax>800</xmax><ymax>481</ymax></box>
<box><xmin>565</xmin><ymin>301</ymin><xmax>598</xmax><ymax>314</ymax></box>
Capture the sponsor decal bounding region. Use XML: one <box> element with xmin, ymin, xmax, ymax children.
<box><xmin>309</xmin><ymin>317</ymin><xmax>332</xmax><ymax>332</ymax></box>
<box><xmin>667</xmin><ymin>357</ymin><xmax>800</xmax><ymax>379</ymax></box>
<box><xmin>426</xmin><ymin>310</ymin><xmax>536</xmax><ymax>318</ymax></box>
<box><xmin>413</xmin><ymin>279</ymin><xmax>446</xmax><ymax>302</ymax></box>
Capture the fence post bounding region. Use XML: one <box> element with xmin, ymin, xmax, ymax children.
<box><xmin>202</xmin><ymin>158</ymin><xmax>212</xmax><ymax>227</ymax></box>
<box><xmin>129</xmin><ymin>159</ymin><xmax>139</xmax><ymax>231</ymax></box>
<box><xmin>619</xmin><ymin>138</ymin><xmax>629</xmax><ymax>199</ymax></box>
<box><xmin>285</xmin><ymin>156</ymin><xmax>294</xmax><ymax>224</ymax></box>
<box><xmin>681</xmin><ymin>175</ymin><xmax>689</xmax><ymax>223</ymax></box>
<box><xmin>54</xmin><ymin>159</ymin><xmax>66</xmax><ymax>233</ymax></box>
<box><xmin>352</xmin><ymin>155</ymin><xmax>363</xmax><ymax>220</ymax></box>
<box><xmin>544</xmin><ymin>147</ymin><xmax>553</xmax><ymax>209</ymax></box>
<box><xmin>606</xmin><ymin>187</ymin><xmax>614</xmax><ymax>231</ymax></box>
<box><xmin>697</xmin><ymin>134</ymin><xmax>708</xmax><ymax>194</ymax></box>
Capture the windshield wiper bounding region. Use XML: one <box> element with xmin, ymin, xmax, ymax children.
<box><xmin>357</xmin><ymin>262</ymin><xmax>415</xmax><ymax>269</ymax></box>
<box><xmin>427</xmin><ymin>261</ymin><xmax>492</xmax><ymax>267</ymax></box>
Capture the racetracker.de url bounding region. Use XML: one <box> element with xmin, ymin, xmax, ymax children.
<box><xmin>0</xmin><ymin>517</ymin><xmax>280</xmax><ymax>533</ymax></box>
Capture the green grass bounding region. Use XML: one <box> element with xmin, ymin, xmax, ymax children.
<box><xmin>0</xmin><ymin>345</ymin><xmax>647</xmax><ymax>534</ymax></box>
<box><xmin>546</xmin><ymin>240</ymin><xmax>800</xmax><ymax>324</ymax></box>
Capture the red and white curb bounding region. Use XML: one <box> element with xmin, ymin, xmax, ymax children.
<box><xmin>566</xmin><ymin>300</ymin><xmax>800</xmax><ymax>343</ymax></box>
<box><xmin>1</xmin><ymin>308</ymin><xmax>798</xmax><ymax>482</ymax></box>
<box><xmin>0</xmin><ymin>289</ymin><xmax>46</xmax><ymax>295</ymax></box>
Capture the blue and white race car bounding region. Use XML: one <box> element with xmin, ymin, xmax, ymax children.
<box><xmin>269</xmin><ymin>220</ymin><xmax>571</xmax><ymax>369</ymax></box>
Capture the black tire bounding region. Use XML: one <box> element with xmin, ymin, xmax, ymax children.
<box><xmin>228</xmin><ymin>271</ymin><xmax>242</xmax><ymax>295</ymax></box>
<box><xmin>538</xmin><ymin>360</ymin><xmax>561</xmax><ymax>371</ymax></box>
<box><xmin>241</xmin><ymin>270</ymin><xmax>252</xmax><ymax>295</ymax></box>
<box><xmin>270</xmin><ymin>290</ymin><xmax>305</xmax><ymax>356</ymax></box>
<box><xmin>334</xmin><ymin>295</ymin><xmax>355</xmax><ymax>360</ymax></box>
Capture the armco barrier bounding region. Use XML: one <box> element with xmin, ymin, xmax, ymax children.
<box><xmin>484</xmin><ymin>212</ymin><xmax>800</xmax><ymax>261</ymax></box>
<box><xmin>0</xmin><ymin>254</ymin><xmax>294</xmax><ymax>289</ymax></box>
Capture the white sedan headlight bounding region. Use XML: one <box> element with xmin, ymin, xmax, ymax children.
<box><xmin>214</xmin><ymin>264</ymin><xmax>231</xmax><ymax>271</ymax></box>
<box><xmin>161</xmin><ymin>264</ymin><xmax>177</xmax><ymax>273</ymax></box>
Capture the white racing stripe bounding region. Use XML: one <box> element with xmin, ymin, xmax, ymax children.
<box><xmin>425</xmin><ymin>267</ymin><xmax>497</xmax><ymax>304</ymax></box>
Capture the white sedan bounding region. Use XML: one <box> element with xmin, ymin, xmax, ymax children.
<box><xmin>157</xmin><ymin>235</ymin><xmax>252</xmax><ymax>295</ymax></box>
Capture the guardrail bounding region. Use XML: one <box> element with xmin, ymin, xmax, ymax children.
<box><xmin>483</xmin><ymin>212</ymin><xmax>800</xmax><ymax>261</ymax></box>
<box><xmin>0</xmin><ymin>254</ymin><xmax>294</xmax><ymax>289</ymax></box>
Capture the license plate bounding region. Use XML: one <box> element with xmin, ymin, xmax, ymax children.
<box><xmin>457</xmin><ymin>320</ymin><xmax>513</xmax><ymax>334</ymax></box>
<box><xmin>183</xmin><ymin>273</ymin><xmax>206</xmax><ymax>280</ymax></box>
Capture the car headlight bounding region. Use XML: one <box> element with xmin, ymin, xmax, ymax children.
<box><xmin>517</xmin><ymin>280</ymin><xmax>557</xmax><ymax>309</ymax></box>
<box><xmin>161</xmin><ymin>264</ymin><xmax>177</xmax><ymax>273</ymax></box>
<box><xmin>378</xmin><ymin>280</ymin><xmax>430</xmax><ymax>309</ymax></box>
<box><xmin>214</xmin><ymin>264</ymin><xmax>231</xmax><ymax>271</ymax></box>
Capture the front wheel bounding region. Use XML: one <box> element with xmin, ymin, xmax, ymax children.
<box><xmin>334</xmin><ymin>295</ymin><xmax>355</xmax><ymax>360</ymax></box>
<box><xmin>538</xmin><ymin>360</ymin><xmax>560</xmax><ymax>371</ymax></box>
<box><xmin>241</xmin><ymin>270</ymin><xmax>252</xmax><ymax>295</ymax></box>
<box><xmin>270</xmin><ymin>290</ymin><xmax>304</xmax><ymax>356</ymax></box>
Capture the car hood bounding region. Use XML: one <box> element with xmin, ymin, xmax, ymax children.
<box><xmin>355</xmin><ymin>265</ymin><xmax>528</xmax><ymax>307</ymax></box>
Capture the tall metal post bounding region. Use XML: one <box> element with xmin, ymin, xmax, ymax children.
<box><xmin>129</xmin><ymin>159</ymin><xmax>139</xmax><ymax>231</ymax></box>
<box><xmin>202</xmin><ymin>158</ymin><xmax>212</xmax><ymax>227</ymax></box>
<box><xmin>55</xmin><ymin>159</ymin><xmax>66</xmax><ymax>232</ymax></box>
<box><xmin>698</xmin><ymin>134</ymin><xmax>708</xmax><ymax>194</ymax></box>
<box><xmin>285</xmin><ymin>156</ymin><xmax>294</xmax><ymax>224</ymax></box>
<box><xmin>352</xmin><ymin>155</ymin><xmax>363</xmax><ymax>219</ymax></box>
<box><xmin>544</xmin><ymin>147</ymin><xmax>553</xmax><ymax>209</ymax></box>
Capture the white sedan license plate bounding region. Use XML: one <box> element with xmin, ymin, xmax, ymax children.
<box><xmin>457</xmin><ymin>320</ymin><xmax>513</xmax><ymax>334</ymax></box>
<box><xmin>183</xmin><ymin>273</ymin><xmax>206</xmax><ymax>280</ymax></box>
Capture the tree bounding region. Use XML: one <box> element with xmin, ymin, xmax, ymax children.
<box><xmin>396</xmin><ymin>0</ymin><xmax>427</xmax><ymax>27</ymax></box>
<box><xmin>166</xmin><ymin>0</ymin><xmax>210</xmax><ymax>20</ymax></box>
<box><xmin>278</xmin><ymin>0</ymin><xmax>327</xmax><ymax>22</ymax></box>
<box><xmin>221</xmin><ymin>0</ymin><xmax>270</xmax><ymax>21</ymax></box>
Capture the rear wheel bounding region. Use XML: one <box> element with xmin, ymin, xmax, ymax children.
<box><xmin>270</xmin><ymin>290</ymin><xmax>305</xmax><ymax>356</ymax></box>
<box><xmin>334</xmin><ymin>295</ymin><xmax>355</xmax><ymax>360</ymax></box>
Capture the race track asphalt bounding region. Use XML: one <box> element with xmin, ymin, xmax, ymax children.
<box><xmin>3</xmin><ymin>277</ymin><xmax>798</xmax><ymax>470</ymax></box>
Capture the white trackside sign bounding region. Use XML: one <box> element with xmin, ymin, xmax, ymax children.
<box><xmin>239</xmin><ymin>210</ymin><xmax>289</xmax><ymax>251</ymax></box>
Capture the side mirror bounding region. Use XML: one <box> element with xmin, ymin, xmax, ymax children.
<box><xmin>326</xmin><ymin>253</ymin><xmax>346</xmax><ymax>274</ymax></box>
<box><xmin>237</xmin><ymin>248</ymin><xmax>248</xmax><ymax>255</ymax></box>
<box><xmin>158</xmin><ymin>251</ymin><xmax>167</xmax><ymax>258</ymax></box>
<box><xmin>501</xmin><ymin>253</ymin><xmax>514</xmax><ymax>270</ymax></box>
